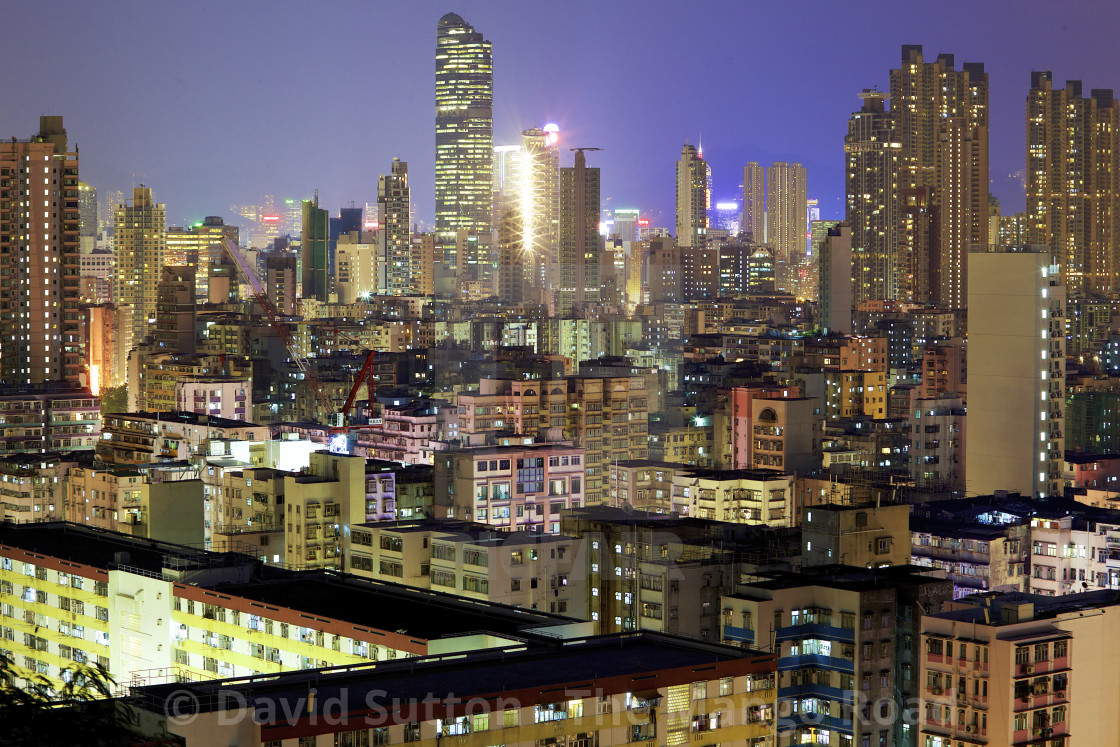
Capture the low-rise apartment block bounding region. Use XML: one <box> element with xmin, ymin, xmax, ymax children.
<box><xmin>135</xmin><ymin>632</ymin><xmax>778</xmax><ymax>747</ymax></box>
<box><xmin>438</xmin><ymin>444</ymin><xmax>586</xmax><ymax>533</ymax></box>
<box><xmin>0</xmin><ymin>521</ymin><xmax>576</xmax><ymax>694</ymax></box>
<box><xmin>347</xmin><ymin>519</ymin><xmax>585</xmax><ymax>617</ymax></box>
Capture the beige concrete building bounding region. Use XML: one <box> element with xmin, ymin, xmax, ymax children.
<box><xmin>670</xmin><ymin>468</ymin><xmax>795</xmax><ymax>525</ymax></box>
<box><xmin>132</xmin><ymin>632</ymin><xmax>777</xmax><ymax>747</ymax></box>
<box><xmin>97</xmin><ymin>411</ymin><xmax>267</xmax><ymax>465</ymax></box>
<box><xmin>967</xmin><ymin>247</ymin><xmax>1064</xmax><ymax>498</ymax></box>
<box><xmin>723</xmin><ymin>566</ymin><xmax>953</xmax><ymax>747</ymax></box>
<box><xmin>64</xmin><ymin>463</ymin><xmax>204</xmax><ymax>546</ymax></box>
<box><xmin>347</xmin><ymin>520</ymin><xmax>585</xmax><ymax>617</ymax></box>
<box><xmin>801</xmin><ymin>502</ymin><xmax>911</xmax><ymax>568</ymax></box>
<box><xmin>0</xmin><ymin>453</ymin><xmax>79</xmax><ymax>523</ymax></box>
<box><xmin>437</xmin><ymin>443</ymin><xmax>586</xmax><ymax>533</ymax></box>
<box><xmin>919</xmin><ymin>591</ymin><xmax>1120</xmax><ymax>747</ymax></box>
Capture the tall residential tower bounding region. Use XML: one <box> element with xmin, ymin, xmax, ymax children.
<box><xmin>765</xmin><ymin>162</ymin><xmax>807</xmax><ymax>293</ymax></box>
<box><xmin>378</xmin><ymin>158</ymin><xmax>412</xmax><ymax>296</ymax></box>
<box><xmin>1026</xmin><ymin>72</ymin><xmax>1120</xmax><ymax>296</ymax></box>
<box><xmin>675</xmin><ymin>143</ymin><xmax>708</xmax><ymax>248</ymax></box>
<box><xmin>114</xmin><ymin>185</ymin><xmax>166</xmax><ymax>353</ymax></box>
<box><xmin>0</xmin><ymin>117</ymin><xmax>82</xmax><ymax>384</ymax></box>
<box><xmin>844</xmin><ymin>91</ymin><xmax>901</xmax><ymax>305</ymax></box>
<box><xmin>742</xmin><ymin>162</ymin><xmax>765</xmax><ymax>243</ymax></box>
<box><xmin>558</xmin><ymin>149</ymin><xmax>601</xmax><ymax>314</ymax></box>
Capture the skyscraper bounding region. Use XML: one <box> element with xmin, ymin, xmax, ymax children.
<box><xmin>114</xmin><ymin>185</ymin><xmax>166</xmax><ymax>354</ymax></box>
<box><xmin>435</xmin><ymin>12</ymin><xmax>493</xmax><ymax>265</ymax></box>
<box><xmin>492</xmin><ymin>144</ymin><xmax>523</xmax><ymax>198</ymax></box>
<box><xmin>890</xmin><ymin>45</ymin><xmax>988</xmax><ymax>309</ymax></box>
<box><xmin>967</xmin><ymin>246</ymin><xmax>1064</xmax><ymax>498</ymax></box>
<box><xmin>495</xmin><ymin>194</ymin><xmax>531</xmax><ymax>305</ymax></box>
<box><xmin>675</xmin><ymin>143</ymin><xmax>708</xmax><ymax>248</ymax></box>
<box><xmin>558</xmin><ymin>149</ymin><xmax>600</xmax><ymax>314</ymax></box>
<box><xmin>0</xmin><ymin>116</ymin><xmax>82</xmax><ymax>384</ymax></box>
<box><xmin>765</xmin><ymin>162</ymin><xmax>807</xmax><ymax>293</ymax></box>
<box><xmin>520</xmin><ymin>125</ymin><xmax>561</xmax><ymax>302</ymax></box>
<box><xmin>741</xmin><ymin>162</ymin><xmax>765</xmax><ymax>243</ymax></box>
<box><xmin>78</xmin><ymin>181</ymin><xmax>98</xmax><ymax>241</ymax></box>
<box><xmin>844</xmin><ymin>91</ymin><xmax>900</xmax><ymax>305</ymax></box>
<box><xmin>301</xmin><ymin>195</ymin><xmax>329</xmax><ymax>302</ymax></box>
<box><xmin>378</xmin><ymin>158</ymin><xmax>412</xmax><ymax>296</ymax></box>
<box><xmin>1026</xmin><ymin>72</ymin><xmax>1120</xmax><ymax>297</ymax></box>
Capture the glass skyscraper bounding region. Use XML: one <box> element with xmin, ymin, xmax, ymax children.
<box><xmin>435</xmin><ymin>13</ymin><xmax>493</xmax><ymax>267</ymax></box>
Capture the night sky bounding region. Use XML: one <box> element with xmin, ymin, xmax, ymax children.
<box><xmin>3</xmin><ymin>0</ymin><xmax>1118</xmax><ymax>229</ymax></box>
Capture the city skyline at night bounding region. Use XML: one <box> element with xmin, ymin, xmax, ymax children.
<box><xmin>3</xmin><ymin>1</ymin><xmax>1119</xmax><ymax>227</ymax></box>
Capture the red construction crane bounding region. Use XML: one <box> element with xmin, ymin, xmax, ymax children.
<box><xmin>219</xmin><ymin>239</ymin><xmax>335</xmax><ymax>421</ymax></box>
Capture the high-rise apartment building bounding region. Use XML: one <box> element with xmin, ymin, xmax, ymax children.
<box><xmin>378</xmin><ymin>158</ymin><xmax>412</xmax><ymax>296</ymax></box>
<box><xmin>558</xmin><ymin>149</ymin><xmax>600</xmax><ymax>314</ymax></box>
<box><xmin>967</xmin><ymin>246</ymin><xmax>1064</xmax><ymax>498</ymax></box>
<box><xmin>819</xmin><ymin>224</ymin><xmax>854</xmax><ymax>334</ymax></box>
<box><xmin>0</xmin><ymin>116</ymin><xmax>82</xmax><ymax>385</ymax></box>
<box><xmin>675</xmin><ymin>143</ymin><xmax>708</xmax><ymax>248</ymax></box>
<box><xmin>164</xmin><ymin>217</ymin><xmax>238</xmax><ymax>301</ymax></box>
<box><xmin>154</xmin><ymin>266</ymin><xmax>196</xmax><ymax>355</ymax></box>
<box><xmin>890</xmin><ymin>45</ymin><xmax>988</xmax><ymax>309</ymax></box>
<box><xmin>335</xmin><ymin>231</ymin><xmax>377</xmax><ymax>303</ymax></box>
<box><xmin>742</xmin><ymin>161</ymin><xmax>765</xmax><ymax>242</ymax></box>
<box><xmin>410</xmin><ymin>232</ymin><xmax>436</xmax><ymax>296</ymax></box>
<box><xmin>301</xmin><ymin>194</ymin><xmax>329</xmax><ymax>301</ymax></box>
<box><xmin>520</xmin><ymin>125</ymin><xmax>561</xmax><ymax>301</ymax></box>
<box><xmin>496</xmin><ymin>195</ymin><xmax>532</xmax><ymax>305</ymax></box>
<box><xmin>844</xmin><ymin>91</ymin><xmax>901</xmax><ymax>305</ymax></box>
<box><xmin>1026</xmin><ymin>72</ymin><xmax>1120</xmax><ymax>296</ymax></box>
<box><xmin>114</xmin><ymin>185</ymin><xmax>166</xmax><ymax>354</ymax></box>
<box><xmin>435</xmin><ymin>12</ymin><xmax>493</xmax><ymax>265</ymax></box>
<box><xmin>263</xmin><ymin>253</ymin><xmax>298</xmax><ymax>315</ymax></box>
<box><xmin>765</xmin><ymin>162</ymin><xmax>807</xmax><ymax>292</ymax></box>
<box><xmin>77</xmin><ymin>181</ymin><xmax>98</xmax><ymax>240</ymax></box>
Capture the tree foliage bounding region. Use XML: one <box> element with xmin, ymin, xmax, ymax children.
<box><xmin>0</xmin><ymin>653</ymin><xmax>173</xmax><ymax>746</ymax></box>
<box><xmin>100</xmin><ymin>384</ymin><xmax>128</xmax><ymax>416</ymax></box>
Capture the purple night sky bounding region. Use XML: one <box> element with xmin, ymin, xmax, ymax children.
<box><xmin>3</xmin><ymin>0</ymin><xmax>1118</xmax><ymax>229</ymax></box>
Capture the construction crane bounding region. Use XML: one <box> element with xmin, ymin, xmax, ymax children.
<box><xmin>221</xmin><ymin>240</ymin><xmax>380</xmax><ymax>453</ymax></box>
<box><xmin>219</xmin><ymin>239</ymin><xmax>336</xmax><ymax>423</ymax></box>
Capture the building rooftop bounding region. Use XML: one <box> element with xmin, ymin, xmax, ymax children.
<box><xmin>0</xmin><ymin>521</ymin><xmax>244</xmax><ymax>575</ymax></box>
<box><xmin>932</xmin><ymin>589</ymin><xmax>1120</xmax><ymax>626</ymax></box>
<box><xmin>104</xmin><ymin>411</ymin><xmax>263</xmax><ymax>428</ymax></box>
<box><xmin>218</xmin><ymin>568</ymin><xmax>569</xmax><ymax>641</ymax></box>
<box><xmin>133</xmin><ymin>631</ymin><xmax>773</xmax><ymax>724</ymax></box>
<box><xmin>356</xmin><ymin>519</ymin><xmax>572</xmax><ymax>547</ymax></box>
<box><xmin>676</xmin><ymin>467</ymin><xmax>791</xmax><ymax>482</ymax></box>
<box><xmin>733</xmin><ymin>564</ymin><xmax>949</xmax><ymax>595</ymax></box>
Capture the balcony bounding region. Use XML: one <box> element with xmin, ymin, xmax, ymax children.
<box><xmin>776</xmin><ymin>623</ymin><xmax>855</xmax><ymax>643</ymax></box>
<box><xmin>213</xmin><ymin>521</ymin><xmax>282</xmax><ymax>535</ymax></box>
<box><xmin>723</xmin><ymin>625</ymin><xmax>755</xmax><ymax>644</ymax></box>
<box><xmin>778</xmin><ymin>682</ymin><xmax>854</xmax><ymax>704</ymax></box>
<box><xmin>776</xmin><ymin>653</ymin><xmax>854</xmax><ymax>673</ymax></box>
